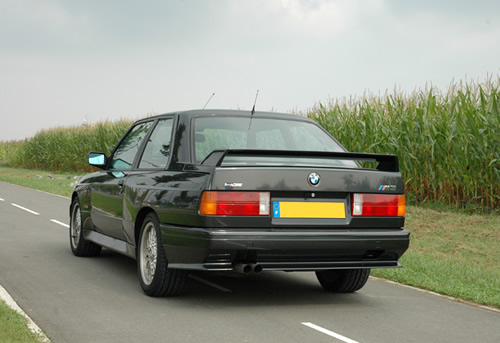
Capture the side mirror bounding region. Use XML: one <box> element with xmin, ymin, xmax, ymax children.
<box><xmin>88</xmin><ymin>152</ymin><xmax>107</xmax><ymax>169</ymax></box>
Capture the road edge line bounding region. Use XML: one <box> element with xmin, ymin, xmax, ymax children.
<box><xmin>0</xmin><ymin>284</ymin><xmax>51</xmax><ymax>342</ymax></box>
<box><xmin>369</xmin><ymin>276</ymin><xmax>500</xmax><ymax>313</ymax></box>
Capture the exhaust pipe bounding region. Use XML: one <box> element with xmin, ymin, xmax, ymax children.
<box><xmin>234</xmin><ymin>263</ymin><xmax>253</xmax><ymax>274</ymax></box>
<box><xmin>250</xmin><ymin>263</ymin><xmax>263</xmax><ymax>273</ymax></box>
<box><xmin>234</xmin><ymin>263</ymin><xmax>263</xmax><ymax>274</ymax></box>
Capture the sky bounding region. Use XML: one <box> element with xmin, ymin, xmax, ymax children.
<box><xmin>1</xmin><ymin>0</ymin><xmax>499</xmax><ymax>141</ymax></box>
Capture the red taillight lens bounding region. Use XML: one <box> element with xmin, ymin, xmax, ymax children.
<box><xmin>352</xmin><ymin>193</ymin><xmax>405</xmax><ymax>217</ymax></box>
<box><xmin>200</xmin><ymin>191</ymin><xmax>270</xmax><ymax>216</ymax></box>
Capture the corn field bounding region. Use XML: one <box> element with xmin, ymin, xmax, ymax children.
<box><xmin>0</xmin><ymin>77</ymin><xmax>498</xmax><ymax>211</ymax></box>
<box><xmin>307</xmin><ymin>77</ymin><xmax>499</xmax><ymax>211</ymax></box>
<box><xmin>0</xmin><ymin>120</ymin><xmax>133</xmax><ymax>172</ymax></box>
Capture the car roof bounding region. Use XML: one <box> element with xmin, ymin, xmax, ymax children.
<box><xmin>136</xmin><ymin>109</ymin><xmax>313</xmax><ymax>123</ymax></box>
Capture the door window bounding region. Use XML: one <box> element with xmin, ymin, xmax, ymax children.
<box><xmin>110</xmin><ymin>121</ymin><xmax>153</xmax><ymax>170</ymax></box>
<box><xmin>139</xmin><ymin>118</ymin><xmax>174</xmax><ymax>169</ymax></box>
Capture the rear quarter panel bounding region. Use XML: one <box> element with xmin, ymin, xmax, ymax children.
<box><xmin>123</xmin><ymin>170</ymin><xmax>211</xmax><ymax>231</ymax></box>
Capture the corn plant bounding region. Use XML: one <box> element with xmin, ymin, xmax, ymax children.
<box><xmin>308</xmin><ymin>77</ymin><xmax>499</xmax><ymax>211</ymax></box>
<box><xmin>1</xmin><ymin>76</ymin><xmax>498</xmax><ymax>211</ymax></box>
<box><xmin>2</xmin><ymin>120</ymin><xmax>133</xmax><ymax>172</ymax></box>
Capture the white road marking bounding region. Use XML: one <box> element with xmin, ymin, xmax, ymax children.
<box><xmin>50</xmin><ymin>219</ymin><xmax>69</xmax><ymax>228</ymax></box>
<box><xmin>188</xmin><ymin>274</ymin><xmax>232</xmax><ymax>292</ymax></box>
<box><xmin>302</xmin><ymin>322</ymin><xmax>359</xmax><ymax>343</ymax></box>
<box><xmin>0</xmin><ymin>198</ymin><xmax>5</xmax><ymax>201</ymax></box>
<box><xmin>11</xmin><ymin>203</ymin><xmax>40</xmax><ymax>215</ymax></box>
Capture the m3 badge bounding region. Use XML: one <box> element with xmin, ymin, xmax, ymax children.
<box><xmin>379</xmin><ymin>185</ymin><xmax>397</xmax><ymax>191</ymax></box>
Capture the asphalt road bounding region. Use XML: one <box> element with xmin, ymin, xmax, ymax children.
<box><xmin>0</xmin><ymin>181</ymin><xmax>498</xmax><ymax>343</ymax></box>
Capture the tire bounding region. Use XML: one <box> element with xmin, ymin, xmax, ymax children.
<box><xmin>70</xmin><ymin>197</ymin><xmax>102</xmax><ymax>257</ymax></box>
<box><xmin>316</xmin><ymin>269</ymin><xmax>370</xmax><ymax>293</ymax></box>
<box><xmin>137</xmin><ymin>213</ymin><xmax>186</xmax><ymax>297</ymax></box>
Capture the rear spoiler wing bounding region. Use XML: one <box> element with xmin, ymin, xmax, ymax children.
<box><xmin>201</xmin><ymin>149</ymin><xmax>400</xmax><ymax>172</ymax></box>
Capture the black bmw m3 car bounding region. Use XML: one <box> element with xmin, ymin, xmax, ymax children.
<box><xmin>70</xmin><ymin>109</ymin><xmax>409</xmax><ymax>296</ymax></box>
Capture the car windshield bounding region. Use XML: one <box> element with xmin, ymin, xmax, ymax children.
<box><xmin>193</xmin><ymin>116</ymin><xmax>358</xmax><ymax>168</ymax></box>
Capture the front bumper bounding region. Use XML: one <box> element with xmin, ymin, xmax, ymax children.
<box><xmin>160</xmin><ymin>223</ymin><xmax>410</xmax><ymax>272</ymax></box>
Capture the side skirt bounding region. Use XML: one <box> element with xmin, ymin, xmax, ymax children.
<box><xmin>84</xmin><ymin>230</ymin><xmax>136</xmax><ymax>259</ymax></box>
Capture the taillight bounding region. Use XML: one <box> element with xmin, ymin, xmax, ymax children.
<box><xmin>200</xmin><ymin>191</ymin><xmax>270</xmax><ymax>216</ymax></box>
<box><xmin>352</xmin><ymin>193</ymin><xmax>405</xmax><ymax>217</ymax></box>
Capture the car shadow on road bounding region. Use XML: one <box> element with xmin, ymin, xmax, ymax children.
<box><xmin>181</xmin><ymin>270</ymin><xmax>372</xmax><ymax>309</ymax></box>
<box><xmin>71</xmin><ymin>248</ymin><xmax>376</xmax><ymax>309</ymax></box>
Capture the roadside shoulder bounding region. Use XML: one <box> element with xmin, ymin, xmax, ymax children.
<box><xmin>0</xmin><ymin>284</ymin><xmax>51</xmax><ymax>342</ymax></box>
<box><xmin>370</xmin><ymin>276</ymin><xmax>500</xmax><ymax>314</ymax></box>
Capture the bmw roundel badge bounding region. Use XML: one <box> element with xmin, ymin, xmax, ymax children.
<box><xmin>308</xmin><ymin>172</ymin><xmax>320</xmax><ymax>186</ymax></box>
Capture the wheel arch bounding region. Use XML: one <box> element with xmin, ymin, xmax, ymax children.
<box><xmin>70</xmin><ymin>192</ymin><xmax>79</xmax><ymax>216</ymax></box>
<box><xmin>134</xmin><ymin>207</ymin><xmax>157</xmax><ymax>248</ymax></box>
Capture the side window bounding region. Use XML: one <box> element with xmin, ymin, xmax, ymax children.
<box><xmin>139</xmin><ymin>118</ymin><xmax>174</xmax><ymax>169</ymax></box>
<box><xmin>110</xmin><ymin>121</ymin><xmax>153</xmax><ymax>170</ymax></box>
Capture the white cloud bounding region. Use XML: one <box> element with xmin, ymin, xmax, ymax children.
<box><xmin>0</xmin><ymin>0</ymin><xmax>499</xmax><ymax>140</ymax></box>
<box><xmin>278</xmin><ymin>0</ymin><xmax>385</xmax><ymax>38</ymax></box>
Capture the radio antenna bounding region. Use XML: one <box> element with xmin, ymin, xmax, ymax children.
<box><xmin>251</xmin><ymin>89</ymin><xmax>259</xmax><ymax>115</ymax></box>
<box><xmin>203</xmin><ymin>92</ymin><xmax>215</xmax><ymax>109</ymax></box>
<box><xmin>248</xmin><ymin>90</ymin><xmax>259</xmax><ymax>130</ymax></box>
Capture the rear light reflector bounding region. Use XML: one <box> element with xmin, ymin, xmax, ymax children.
<box><xmin>352</xmin><ymin>193</ymin><xmax>405</xmax><ymax>217</ymax></box>
<box><xmin>200</xmin><ymin>191</ymin><xmax>270</xmax><ymax>216</ymax></box>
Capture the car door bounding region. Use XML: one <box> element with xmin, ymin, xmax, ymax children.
<box><xmin>90</xmin><ymin>121</ymin><xmax>153</xmax><ymax>240</ymax></box>
<box><xmin>118</xmin><ymin>117</ymin><xmax>176</xmax><ymax>243</ymax></box>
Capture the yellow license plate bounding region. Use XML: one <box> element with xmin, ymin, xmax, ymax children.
<box><xmin>272</xmin><ymin>201</ymin><xmax>346</xmax><ymax>219</ymax></box>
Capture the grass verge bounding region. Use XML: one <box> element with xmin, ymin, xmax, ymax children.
<box><xmin>372</xmin><ymin>206</ymin><xmax>499</xmax><ymax>307</ymax></box>
<box><xmin>0</xmin><ymin>167</ymin><xmax>498</xmax><ymax>309</ymax></box>
<box><xmin>0</xmin><ymin>166</ymin><xmax>83</xmax><ymax>198</ymax></box>
<box><xmin>0</xmin><ymin>300</ymin><xmax>44</xmax><ymax>343</ymax></box>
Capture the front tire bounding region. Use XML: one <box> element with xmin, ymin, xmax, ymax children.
<box><xmin>70</xmin><ymin>197</ymin><xmax>102</xmax><ymax>257</ymax></box>
<box><xmin>137</xmin><ymin>213</ymin><xmax>186</xmax><ymax>297</ymax></box>
<box><xmin>316</xmin><ymin>269</ymin><xmax>370</xmax><ymax>293</ymax></box>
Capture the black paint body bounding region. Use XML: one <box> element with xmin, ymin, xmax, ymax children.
<box><xmin>72</xmin><ymin>110</ymin><xmax>410</xmax><ymax>272</ymax></box>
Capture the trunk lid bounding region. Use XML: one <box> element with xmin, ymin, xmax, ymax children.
<box><xmin>200</xmin><ymin>150</ymin><xmax>405</xmax><ymax>228</ymax></box>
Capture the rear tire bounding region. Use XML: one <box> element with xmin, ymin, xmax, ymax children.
<box><xmin>316</xmin><ymin>269</ymin><xmax>370</xmax><ymax>293</ymax></box>
<box><xmin>70</xmin><ymin>197</ymin><xmax>102</xmax><ymax>257</ymax></box>
<box><xmin>137</xmin><ymin>213</ymin><xmax>186</xmax><ymax>297</ymax></box>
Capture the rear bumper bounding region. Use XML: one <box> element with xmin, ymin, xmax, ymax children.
<box><xmin>159</xmin><ymin>224</ymin><xmax>410</xmax><ymax>272</ymax></box>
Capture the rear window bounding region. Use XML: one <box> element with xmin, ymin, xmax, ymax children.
<box><xmin>193</xmin><ymin>117</ymin><xmax>357</xmax><ymax>168</ymax></box>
